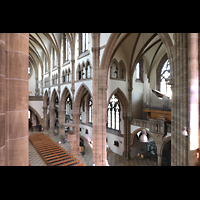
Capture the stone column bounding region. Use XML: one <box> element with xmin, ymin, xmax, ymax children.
<box><xmin>123</xmin><ymin>115</ymin><xmax>131</xmax><ymax>160</ymax></box>
<box><xmin>71</xmin><ymin>59</ymin><xmax>75</xmax><ymax>102</ymax></box>
<box><xmin>41</xmin><ymin>70</ymin><xmax>43</xmax><ymax>96</ymax></box>
<box><xmin>59</xmin><ymin>108</ymin><xmax>66</xmax><ymax>143</ymax></box>
<box><xmin>5</xmin><ymin>33</ymin><xmax>29</xmax><ymax>166</ymax></box>
<box><xmin>49</xmin><ymin>104</ymin><xmax>55</xmax><ymax>136</ymax></box>
<box><xmin>92</xmin><ymin>36</ymin><xmax>108</xmax><ymax>165</ymax></box>
<box><xmin>188</xmin><ymin>33</ymin><xmax>199</xmax><ymax>166</ymax></box>
<box><xmin>35</xmin><ymin>77</ymin><xmax>39</xmax><ymax>95</ymax></box>
<box><xmin>171</xmin><ymin>33</ymin><xmax>190</xmax><ymax>166</ymax></box>
<box><xmin>57</xmin><ymin>66</ymin><xmax>61</xmax><ymax>96</ymax></box>
<box><xmin>157</xmin><ymin>154</ymin><xmax>162</xmax><ymax>166</ymax></box>
<box><xmin>95</xmin><ymin>85</ymin><xmax>107</xmax><ymax>166</ymax></box>
<box><xmin>0</xmin><ymin>33</ymin><xmax>6</xmax><ymax>165</ymax></box>
<box><xmin>42</xmin><ymin>106</ymin><xmax>47</xmax><ymax>130</ymax></box>
<box><xmin>70</xmin><ymin>112</ymin><xmax>80</xmax><ymax>155</ymax></box>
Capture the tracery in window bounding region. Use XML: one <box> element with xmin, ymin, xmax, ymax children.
<box><xmin>107</xmin><ymin>95</ymin><xmax>120</xmax><ymax>131</ymax></box>
<box><xmin>160</xmin><ymin>59</ymin><xmax>172</xmax><ymax>98</ymax></box>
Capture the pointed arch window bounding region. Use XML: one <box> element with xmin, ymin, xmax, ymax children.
<box><xmin>160</xmin><ymin>59</ymin><xmax>172</xmax><ymax>98</ymax></box>
<box><xmin>88</xmin><ymin>97</ymin><xmax>93</xmax><ymax>123</ymax></box>
<box><xmin>135</xmin><ymin>59</ymin><xmax>143</xmax><ymax>82</ymax></box>
<box><xmin>64</xmin><ymin>34</ymin><xmax>69</xmax><ymax>62</ymax></box>
<box><xmin>81</xmin><ymin>33</ymin><xmax>88</xmax><ymax>53</ymax></box>
<box><xmin>107</xmin><ymin>95</ymin><xmax>120</xmax><ymax>131</ymax></box>
<box><xmin>86</xmin><ymin>62</ymin><xmax>91</xmax><ymax>79</ymax></box>
<box><xmin>53</xmin><ymin>47</ymin><xmax>57</xmax><ymax>68</ymax></box>
<box><xmin>68</xmin><ymin>68</ymin><xmax>71</xmax><ymax>82</ymax></box>
<box><xmin>66</xmin><ymin>96</ymin><xmax>72</xmax><ymax>115</ymax></box>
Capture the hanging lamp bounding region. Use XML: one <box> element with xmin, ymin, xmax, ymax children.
<box><xmin>139</xmin><ymin>129</ymin><xmax>148</xmax><ymax>143</ymax></box>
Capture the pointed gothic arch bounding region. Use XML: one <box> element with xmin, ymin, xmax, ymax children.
<box><xmin>108</xmin><ymin>87</ymin><xmax>129</xmax><ymax>116</ymax></box>
<box><xmin>60</xmin><ymin>86</ymin><xmax>72</xmax><ymax>111</ymax></box>
<box><xmin>74</xmin><ymin>83</ymin><xmax>92</xmax><ymax>114</ymax></box>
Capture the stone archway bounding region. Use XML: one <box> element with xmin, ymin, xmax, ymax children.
<box><xmin>67</xmin><ymin>83</ymin><xmax>92</xmax><ymax>155</ymax></box>
<box><xmin>49</xmin><ymin>89</ymin><xmax>59</xmax><ymax>135</ymax></box>
<box><xmin>29</xmin><ymin>105</ymin><xmax>43</xmax><ymax>130</ymax></box>
<box><xmin>107</xmin><ymin>88</ymin><xmax>131</xmax><ymax>159</ymax></box>
<box><xmin>130</xmin><ymin>128</ymin><xmax>158</xmax><ymax>163</ymax></box>
<box><xmin>160</xmin><ymin>137</ymin><xmax>171</xmax><ymax>166</ymax></box>
<box><xmin>59</xmin><ymin>86</ymin><xmax>72</xmax><ymax>142</ymax></box>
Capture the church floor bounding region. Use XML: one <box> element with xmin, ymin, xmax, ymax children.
<box><xmin>29</xmin><ymin>131</ymin><xmax>156</xmax><ymax>166</ymax></box>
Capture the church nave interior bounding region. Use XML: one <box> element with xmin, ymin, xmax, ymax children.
<box><xmin>1</xmin><ymin>33</ymin><xmax>199</xmax><ymax>166</ymax></box>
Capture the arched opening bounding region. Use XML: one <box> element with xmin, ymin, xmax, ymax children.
<box><xmin>130</xmin><ymin>128</ymin><xmax>157</xmax><ymax>164</ymax></box>
<box><xmin>29</xmin><ymin>105</ymin><xmax>42</xmax><ymax>132</ymax></box>
<box><xmin>50</xmin><ymin>89</ymin><xmax>59</xmax><ymax>135</ymax></box>
<box><xmin>73</xmin><ymin>83</ymin><xmax>93</xmax><ymax>154</ymax></box>
<box><xmin>59</xmin><ymin>87</ymin><xmax>73</xmax><ymax>142</ymax></box>
<box><xmin>161</xmin><ymin>140</ymin><xmax>171</xmax><ymax>166</ymax></box>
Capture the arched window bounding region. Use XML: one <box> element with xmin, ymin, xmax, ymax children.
<box><xmin>110</xmin><ymin>60</ymin><xmax>118</xmax><ymax>79</ymax></box>
<box><xmin>107</xmin><ymin>95</ymin><xmax>120</xmax><ymax>131</ymax></box>
<box><xmin>110</xmin><ymin>59</ymin><xmax>126</xmax><ymax>81</ymax></box>
<box><xmin>119</xmin><ymin>60</ymin><xmax>126</xmax><ymax>81</ymax></box>
<box><xmin>66</xmin><ymin>96</ymin><xmax>72</xmax><ymax>115</ymax></box>
<box><xmin>64</xmin><ymin>34</ymin><xmax>69</xmax><ymax>62</ymax></box>
<box><xmin>135</xmin><ymin>59</ymin><xmax>143</xmax><ymax>82</ymax></box>
<box><xmin>88</xmin><ymin>97</ymin><xmax>93</xmax><ymax>123</ymax></box>
<box><xmin>82</xmin><ymin>63</ymin><xmax>86</xmax><ymax>79</ymax></box>
<box><xmin>52</xmin><ymin>47</ymin><xmax>57</xmax><ymax>68</ymax></box>
<box><xmin>160</xmin><ymin>59</ymin><xmax>171</xmax><ymax>98</ymax></box>
<box><xmin>62</xmin><ymin>70</ymin><xmax>65</xmax><ymax>83</ymax></box>
<box><xmin>81</xmin><ymin>33</ymin><xmax>88</xmax><ymax>53</ymax></box>
<box><xmin>68</xmin><ymin>68</ymin><xmax>71</xmax><ymax>82</ymax></box>
<box><xmin>78</xmin><ymin>65</ymin><xmax>82</xmax><ymax>80</ymax></box>
<box><xmin>86</xmin><ymin>62</ymin><xmax>91</xmax><ymax>79</ymax></box>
